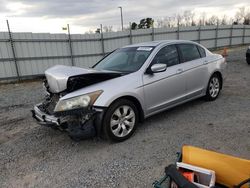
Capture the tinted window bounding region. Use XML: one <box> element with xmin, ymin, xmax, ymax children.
<box><xmin>152</xmin><ymin>45</ymin><xmax>179</xmax><ymax>67</ymax></box>
<box><xmin>178</xmin><ymin>44</ymin><xmax>201</xmax><ymax>62</ymax></box>
<box><xmin>197</xmin><ymin>45</ymin><xmax>206</xmax><ymax>58</ymax></box>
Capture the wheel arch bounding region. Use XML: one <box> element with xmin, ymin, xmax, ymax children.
<box><xmin>107</xmin><ymin>95</ymin><xmax>145</xmax><ymax>122</ymax></box>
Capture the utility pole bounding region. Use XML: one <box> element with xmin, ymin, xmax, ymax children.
<box><xmin>118</xmin><ymin>6</ymin><xmax>124</xmax><ymax>31</ymax></box>
<box><xmin>6</xmin><ymin>20</ymin><xmax>20</xmax><ymax>81</ymax></box>
<box><xmin>100</xmin><ymin>24</ymin><xmax>105</xmax><ymax>56</ymax></box>
<box><xmin>67</xmin><ymin>24</ymin><xmax>74</xmax><ymax>66</ymax></box>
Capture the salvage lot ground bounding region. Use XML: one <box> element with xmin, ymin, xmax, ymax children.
<box><xmin>0</xmin><ymin>46</ymin><xmax>250</xmax><ymax>188</ymax></box>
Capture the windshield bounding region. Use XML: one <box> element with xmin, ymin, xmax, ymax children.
<box><xmin>93</xmin><ymin>46</ymin><xmax>154</xmax><ymax>73</ymax></box>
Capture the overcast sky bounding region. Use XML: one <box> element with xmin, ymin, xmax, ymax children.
<box><xmin>0</xmin><ymin>0</ymin><xmax>249</xmax><ymax>34</ymax></box>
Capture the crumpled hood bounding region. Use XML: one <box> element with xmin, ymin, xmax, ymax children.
<box><xmin>45</xmin><ymin>65</ymin><xmax>122</xmax><ymax>93</ymax></box>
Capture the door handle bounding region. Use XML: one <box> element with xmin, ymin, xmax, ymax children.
<box><xmin>176</xmin><ymin>69</ymin><xmax>183</xmax><ymax>74</ymax></box>
<box><xmin>203</xmin><ymin>60</ymin><xmax>208</xmax><ymax>64</ymax></box>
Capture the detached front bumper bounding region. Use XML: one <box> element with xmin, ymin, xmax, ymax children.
<box><xmin>31</xmin><ymin>103</ymin><xmax>105</xmax><ymax>140</ymax></box>
<box><xmin>31</xmin><ymin>103</ymin><xmax>60</xmax><ymax>127</ymax></box>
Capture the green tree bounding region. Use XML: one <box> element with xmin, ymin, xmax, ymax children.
<box><xmin>138</xmin><ymin>18</ymin><xmax>154</xmax><ymax>29</ymax></box>
<box><xmin>131</xmin><ymin>22</ymin><xmax>137</xmax><ymax>30</ymax></box>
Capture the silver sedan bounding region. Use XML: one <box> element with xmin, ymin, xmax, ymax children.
<box><xmin>32</xmin><ymin>40</ymin><xmax>226</xmax><ymax>142</ymax></box>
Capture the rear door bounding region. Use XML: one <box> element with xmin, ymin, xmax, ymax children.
<box><xmin>177</xmin><ymin>44</ymin><xmax>208</xmax><ymax>98</ymax></box>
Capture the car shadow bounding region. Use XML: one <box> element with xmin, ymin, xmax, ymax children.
<box><xmin>27</xmin><ymin>97</ymin><xmax>206</xmax><ymax>146</ymax></box>
<box><xmin>138</xmin><ymin>97</ymin><xmax>205</xmax><ymax>129</ymax></box>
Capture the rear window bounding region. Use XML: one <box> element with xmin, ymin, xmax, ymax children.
<box><xmin>197</xmin><ymin>46</ymin><xmax>206</xmax><ymax>58</ymax></box>
<box><xmin>178</xmin><ymin>44</ymin><xmax>201</xmax><ymax>62</ymax></box>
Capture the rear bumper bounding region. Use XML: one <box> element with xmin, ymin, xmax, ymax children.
<box><xmin>31</xmin><ymin>103</ymin><xmax>60</xmax><ymax>126</ymax></box>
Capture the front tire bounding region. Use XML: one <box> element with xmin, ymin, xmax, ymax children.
<box><xmin>102</xmin><ymin>99</ymin><xmax>138</xmax><ymax>142</ymax></box>
<box><xmin>205</xmin><ymin>74</ymin><xmax>221</xmax><ymax>101</ymax></box>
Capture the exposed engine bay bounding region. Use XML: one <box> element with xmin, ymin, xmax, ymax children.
<box><xmin>44</xmin><ymin>65</ymin><xmax>123</xmax><ymax>94</ymax></box>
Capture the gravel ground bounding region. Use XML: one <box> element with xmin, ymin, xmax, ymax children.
<box><xmin>0</xmin><ymin>46</ymin><xmax>250</xmax><ymax>188</ymax></box>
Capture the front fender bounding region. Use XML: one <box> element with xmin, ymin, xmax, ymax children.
<box><xmin>93</xmin><ymin>89</ymin><xmax>145</xmax><ymax>109</ymax></box>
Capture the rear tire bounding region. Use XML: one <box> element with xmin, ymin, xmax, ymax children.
<box><xmin>102</xmin><ymin>99</ymin><xmax>138</xmax><ymax>142</ymax></box>
<box><xmin>205</xmin><ymin>74</ymin><xmax>221</xmax><ymax>101</ymax></box>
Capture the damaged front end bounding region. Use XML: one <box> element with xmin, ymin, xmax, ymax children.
<box><xmin>31</xmin><ymin>65</ymin><xmax>122</xmax><ymax>140</ymax></box>
<box><xmin>31</xmin><ymin>86</ymin><xmax>104</xmax><ymax>140</ymax></box>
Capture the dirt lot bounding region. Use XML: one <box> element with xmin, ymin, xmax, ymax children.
<box><xmin>0</xmin><ymin>46</ymin><xmax>250</xmax><ymax>188</ymax></box>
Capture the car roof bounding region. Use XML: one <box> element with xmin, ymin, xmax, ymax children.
<box><xmin>123</xmin><ymin>40</ymin><xmax>198</xmax><ymax>48</ymax></box>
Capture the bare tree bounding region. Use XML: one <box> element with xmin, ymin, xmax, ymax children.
<box><xmin>134</xmin><ymin>8</ymin><xmax>250</xmax><ymax>30</ymax></box>
<box><xmin>156</xmin><ymin>16</ymin><xmax>177</xmax><ymax>28</ymax></box>
<box><xmin>156</xmin><ymin>19</ymin><xmax>164</xmax><ymax>28</ymax></box>
<box><xmin>220</xmin><ymin>15</ymin><xmax>228</xmax><ymax>25</ymax></box>
<box><xmin>165</xmin><ymin>16</ymin><xmax>175</xmax><ymax>27</ymax></box>
<box><xmin>103</xmin><ymin>25</ymin><xmax>113</xmax><ymax>32</ymax></box>
<box><xmin>191</xmin><ymin>12</ymin><xmax>196</xmax><ymax>26</ymax></box>
<box><xmin>243</xmin><ymin>11</ymin><xmax>250</xmax><ymax>25</ymax></box>
<box><xmin>235</xmin><ymin>7</ymin><xmax>250</xmax><ymax>25</ymax></box>
<box><xmin>177</xmin><ymin>14</ymin><xmax>184</xmax><ymax>26</ymax></box>
<box><xmin>200</xmin><ymin>12</ymin><xmax>207</xmax><ymax>26</ymax></box>
<box><xmin>235</xmin><ymin>7</ymin><xmax>245</xmax><ymax>24</ymax></box>
<box><xmin>206</xmin><ymin>15</ymin><xmax>219</xmax><ymax>25</ymax></box>
<box><xmin>182</xmin><ymin>10</ymin><xmax>195</xmax><ymax>26</ymax></box>
<box><xmin>85</xmin><ymin>30</ymin><xmax>94</xmax><ymax>34</ymax></box>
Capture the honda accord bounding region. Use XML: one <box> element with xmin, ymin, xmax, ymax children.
<box><xmin>32</xmin><ymin>40</ymin><xmax>226</xmax><ymax>142</ymax></box>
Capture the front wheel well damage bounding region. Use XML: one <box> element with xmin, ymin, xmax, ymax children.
<box><xmin>108</xmin><ymin>96</ymin><xmax>145</xmax><ymax>122</ymax></box>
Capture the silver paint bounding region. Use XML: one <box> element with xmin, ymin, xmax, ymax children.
<box><xmin>45</xmin><ymin>65</ymin><xmax>96</xmax><ymax>93</ymax></box>
<box><xmin>46</xmin><ymin>40</ymin><xmax>226</xmax><ymax>119</ymax></box>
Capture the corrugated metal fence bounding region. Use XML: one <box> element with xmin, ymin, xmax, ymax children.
<box><xmin>0</xmin><ymin>24</ymin><xmax>250</xmax><ymax>80</ymax></box>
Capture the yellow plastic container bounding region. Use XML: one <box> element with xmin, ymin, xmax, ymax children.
<box><xmin>182</xmin><ymin>145</ymin><xmax>250</xmax><ymax>188</ymax></box>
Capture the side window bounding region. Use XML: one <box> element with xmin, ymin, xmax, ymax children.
<box><xmin>178</xmin><ymin>44</ymin><xmax>201</xmax><ymax>62</ymax></box>
<box><xmin>197</xmin><ymin>45</ymin><xmax>206</xmax><ymax>58</ymax></box>
<box><xmin>152</xmin><ymin>45</ymin><xmax>179</xmax><ymax>67</ymax></box>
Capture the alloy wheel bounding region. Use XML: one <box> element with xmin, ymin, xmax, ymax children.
<box><xmin>209</xmin><ymin>77</ymin><xmax>220</xmax><ymax>98</ymax></box>
<box><xmin>110</xmin><ymin>105</ymin><xmax>135</xmax><ymax>138</ymax></box>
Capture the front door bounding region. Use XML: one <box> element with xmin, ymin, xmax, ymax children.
<box><xmin>143</xmin><ymin>45</ymin><xmax>187</xmax><ymax>116</ymax></box>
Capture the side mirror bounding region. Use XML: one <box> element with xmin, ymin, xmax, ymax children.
<box><xmin>146</xmin><ymin>63</ymin><xmax>167</xmax><ymax>74</ymax></box>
